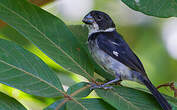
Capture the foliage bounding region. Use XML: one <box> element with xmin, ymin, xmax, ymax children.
<box><xmin>0</xmin><ymin>92</ymin><xmax>27</xmax><ymax>110</ymax></box>
<box><xmin>121</xmin><ymin>0</ymin><xmax>177</xmax><ymax>18</ymax></box>
<box><xmin>0</xmin><ymin>0</ymin><xmax>176</xmax><ymax>110</ymax></box>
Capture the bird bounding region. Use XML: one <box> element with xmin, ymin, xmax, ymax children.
<box><xmin>82</xmin><ymin>10</ymin><xmax>171</xmax><ymax>110</ymax></box>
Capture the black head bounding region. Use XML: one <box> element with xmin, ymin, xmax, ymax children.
<box><xmin>82</xmin><ymin>10</ymin><xmax>115</xmax><ymax>30</ymax></box>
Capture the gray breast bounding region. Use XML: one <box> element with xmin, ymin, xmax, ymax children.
<box><xmin>88</xmin><ymin>38</ymin><xmax>136</xmax><ymax>81</ymax></box>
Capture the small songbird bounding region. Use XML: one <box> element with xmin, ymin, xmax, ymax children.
<box><xmin>82</xmin><ymin>10</ymin><xmax>171</xmax><ymax>110</ymax></box>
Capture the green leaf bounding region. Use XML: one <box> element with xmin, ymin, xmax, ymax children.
<box><xmin>66</xmin><ymin>98</ymin><xmax>116</xmax><ymax>110</ymax></box>
<box><xmin>44</xmin><ymin>99</ymin><xmax>66</xmax><ymax>110</ymax></box>
<box><xmin>67</xmin><ymin>25</ymin><xmax>88</xmax><ymax>52</ymax></box>
<box><xmin>45</xmin><ymin>98</ymin><xmax>116</xmax><ymax>110</ymax></box>
<box><xmin>169</xmin><ymin>102</ymin><xmax>177</xmax><ymax>110</ymax></box>
<box><xmin>67</xmin><ymin>82</ymin><xmax>91</xmax><ymax>98</ymax></box>
<box><xmin>0</xmin><ymin>0</ymin><xmax>94</xmax><ymax>80</ymax></box>
<box><xmin>95</xmin><ymin>86</ymin><xmax>177</xmax><ymax>110</ymax></box>
<box><xmin>68</xmin><ymin>25</ymin><xmax>114</xmax><ymax>81</ymax></box>
<box><xmin>121</xmin><ymin>0</ymin><xmax>177</xmax><ymax>18</ymax></box>
<box><xmin>0</xmin><ymin>92</ymin><xmax>27</xmax><ymax>110</ymax></box>
<box><xmin>0</xmin><ymin>24</ymin><xmax>66</xmax><ymax>72</ymax></box>
<box><xmin>0</xmin><ymin>25</ymin><xmax>30</xmax><ymax>48</ymax></box>
<box><xmin>0</xmin><ymin>39</ymin><xmax>64</xmax><ymax>97</ymax></box>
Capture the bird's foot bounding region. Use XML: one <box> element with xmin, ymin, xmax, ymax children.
<box><xmin>90</xmin><ymin>83</ymin><xmax>113</xmax><ymax>90</ymax></box>
<box><xmin>157</xmin><ymin>82</ymin><xmax>177</xmax><ymax>97</ymax></box>
<box><xmin>89</xmin><ymin>76</ymin><xmax>121</xmax><ymax>90</ymax></box>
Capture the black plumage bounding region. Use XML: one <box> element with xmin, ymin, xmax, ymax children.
<box><xmin>83</xmin><ymin>10</ymin><xmax>171</xmax><ymax>110</ymax></box>
<box><xmin>95</xmin><ymin>31</ymin><xmax>146</xmax><ymax>74</ymax></box>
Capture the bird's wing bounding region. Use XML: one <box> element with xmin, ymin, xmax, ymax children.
<box><xmin>96</xmin><ymin>31</ymin><xmax>146</xmax><ymax>75</ymax></box>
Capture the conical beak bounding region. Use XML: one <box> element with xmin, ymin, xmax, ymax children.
<box><xmin>82</xmin><ymin>14</ymin><xmax>94</xmax><ymax>25</ymax></box>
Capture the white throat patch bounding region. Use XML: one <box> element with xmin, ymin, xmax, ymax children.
<box><xmin>87</xmin><ymin>22</ymin><xmax>115</xmax><ymax>36</ymax></box>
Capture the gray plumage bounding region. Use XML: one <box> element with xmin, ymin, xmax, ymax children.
<box><xmin>83</xmin><ymin>10</ymin><xmax>171</xmax><ymax>110</ymax></box>
<box><xmin>88</xmin><ymin>35</ymin><xmax>139</xmax><ymax>82</ymax></box>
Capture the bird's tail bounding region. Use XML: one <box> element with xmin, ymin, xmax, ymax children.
<box><xmin>139</xmin><ymin>75</ymin><xmax>172</xmax><ymax>110</ymax></box>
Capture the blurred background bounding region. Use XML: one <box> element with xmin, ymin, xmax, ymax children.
<box><xmin>0</xmin><ymin>0</ymin><xmax>177</xmax><ymax>109</ymax></box>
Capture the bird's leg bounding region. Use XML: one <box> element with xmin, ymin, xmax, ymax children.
<box><xmin>90</xmin><ymin>73</ymin><xmax>121</xmax><ymax>90</ymax></box>
<box><xmin>157</xmin><ymin>82</ymin><xmax>177</xmax><ymax>97</ymax></box>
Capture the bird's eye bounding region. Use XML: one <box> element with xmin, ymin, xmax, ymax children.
<box><xmin>97</xmin><ymin>15</ymin><xmax>102</xmax><ymax>21</ymax></box>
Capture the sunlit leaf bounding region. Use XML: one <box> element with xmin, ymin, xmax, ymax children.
<box><xmin>0</xmin><ymin>39</ymin><xmax>64</xmax><ymax>97</ymax></box>
<box><xmin>0</xmin><ymin>92</ymin><xmax>27</xmax><ymax>110</ymax></box>
<box><xmin>121</xmin><ymin>0</ymin><xmax>177</xmax><ymax>18</ymax></box>
<box><xmin>0</xmin><ymin>24</ymin><xmax>67</xmax><ymax>72</ymax></box>
<box><xmin>0</xmin><ymin>0</ymin><xmax>94</xmax><ymax>80</ymax></box>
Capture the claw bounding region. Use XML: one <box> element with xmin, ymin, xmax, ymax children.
<box><xmin>102</xmin><ymin>86</ymin><xmax>113</xmax><ymax>89</ymax></box>
<box><xmin>89</xmin><ymin>75</ymin><xmax>121</xmax><ymax>90</ymax></box>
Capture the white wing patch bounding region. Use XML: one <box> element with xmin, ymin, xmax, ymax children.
<box><xmin>113</xmin><ymin>51</ymin><xmax>119</xmax><ymax>56</ymax></box>
<box><xmin>110</xmin><ymin>41</ymin><xmax>119</xmax><ymax>46</ymax></box>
